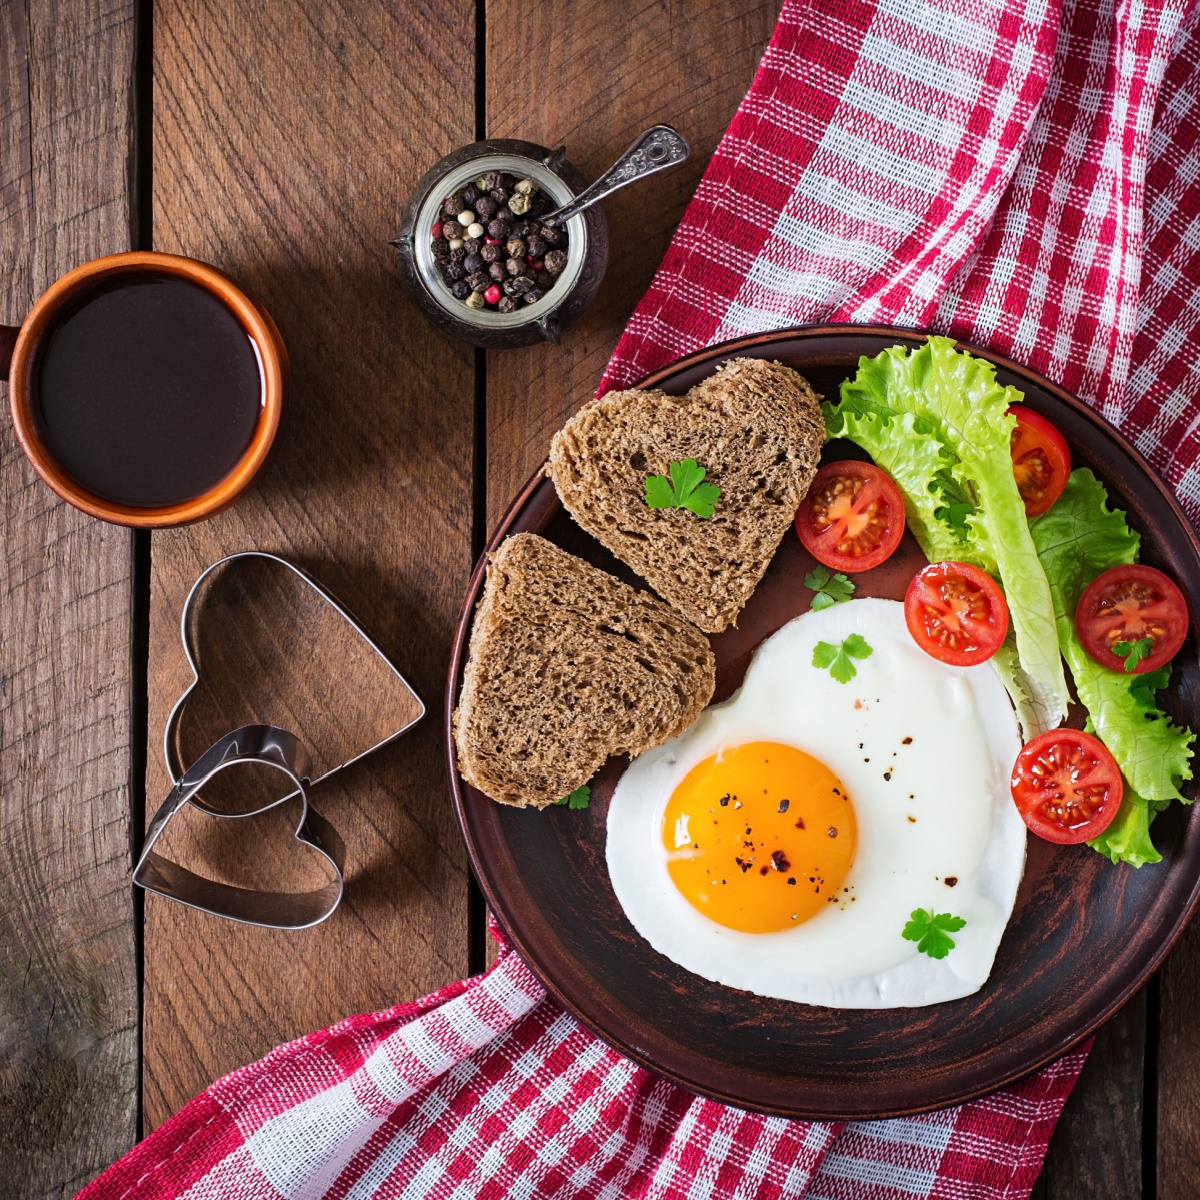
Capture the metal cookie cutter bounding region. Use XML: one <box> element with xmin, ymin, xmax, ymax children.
<box><xmin>133</xmin><ymin>552</ymin><xmax>425</xmax><ymax>929</ymax></box>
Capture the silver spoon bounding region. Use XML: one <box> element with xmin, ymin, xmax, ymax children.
<box><xmin>540</xmin><ymin>125</ymin><xmax>690</xmax><ymax>229</ymax></box>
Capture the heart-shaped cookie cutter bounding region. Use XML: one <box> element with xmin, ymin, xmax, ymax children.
<box><xmin>134</xmin><ymin>551</ymin><xmax>425</xmax><ymax>928</ymax></box>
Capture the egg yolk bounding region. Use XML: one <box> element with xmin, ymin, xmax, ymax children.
<box><xmin>662</xmin><ymin>741</ymin><xmax>857</xmax><ymax>933</ymax></box>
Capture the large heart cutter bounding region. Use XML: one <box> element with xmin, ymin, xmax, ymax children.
<box><xmin>134</xmin><ymin>551</ymin><xmax>425</xmax><ymax>928</ymax></box>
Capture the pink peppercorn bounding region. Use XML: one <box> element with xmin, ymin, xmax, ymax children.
<box><xmin>432</xmin><ymin>221</ymin><xmax>443</xmax><ymax>239</ymax></box>
<box><xmin>484</xmin><ymin>284</ymin><xmax>502</xmax><ymax>305</ymax></box>
<box><xmin>530</xmin><ymin>259</ymin><xmax>544</xmax><ymax>271</ymax></box>
<box><xmin>485</xmin><ymin>236</ymin><xmax>502</xmax><ymax>245</ymax></box>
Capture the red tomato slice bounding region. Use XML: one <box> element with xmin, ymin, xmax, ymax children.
<box><xmin>904</xmin><ymin>561</ymin><xmax>1009</xmax><ymax>666</ymax></box>
<box><xmin>1075</xmin><ymin>563</ymin><xmax>1189</xmax><ymax>674</ymax></box>
<box><xmin>1009</xmin><ymin>405</ymin><xmax>1071</xmax><ymax>518</ymax></box>
<box><xmin>795</xmin><ymin>461</ymin><xmax>906</xmax><ymax>573</ymax></box>
<box><xmin>1010</xmin><ymin>729</ymin><xmax>1123</xmax><ymax>844</ymax></box>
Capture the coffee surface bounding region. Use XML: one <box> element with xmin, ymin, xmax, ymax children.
<box><xmin>34</xmin><ymin>273</ymin><xmax>263</xmax><ymax>507</ymax></box>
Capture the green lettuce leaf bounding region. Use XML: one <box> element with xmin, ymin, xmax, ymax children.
<box><xmin>830</xmin><ymin>337</ymin><xmax>1068</xmax><ymax>733</ymax></box>
<box><xmin>1029</xmin><ymin>469</ymin><xmax>1195</xmax><ymax>865</ymax></box>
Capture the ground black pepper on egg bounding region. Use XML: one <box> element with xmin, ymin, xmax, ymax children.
<box><xmin>430</xmin><ymin>170</ymin><xmax>571</xmax><ymax>314</ymax></box>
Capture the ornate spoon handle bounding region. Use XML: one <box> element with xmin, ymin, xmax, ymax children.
<box><xmin>542</xmin><ymin>125</ymin><xmax>690</xmax><ymax>228</ymax></box>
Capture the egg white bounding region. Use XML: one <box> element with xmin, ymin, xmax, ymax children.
<box><xmin>606</xmin><ymin>598</ymin><xmax>1026</xmax><ymax>1008</ymax></box>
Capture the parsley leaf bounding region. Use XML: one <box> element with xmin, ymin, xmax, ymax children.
<box><xmin>812</xmin><ymin>633</ymin><xmax>873</xmax><ymax>684</ymax></box>
<box><xmin>644</xmin><ymin>458</ymin><xmax>721</xmax><ymax>518</ymax></box>
<box><xmin>1130</xmin><ymin>664</ymin><xmax>1171</xmax><ymax>709</ymax></box>
<box><xmin>554</xmin><ymin>784</ymin><xmax>591</xmax><ymax>810</ymax></box>
<box><xmin>804</xmin><ymin>566</ymin><xmax>855</xmax><ymax>611</ymax></box>
<box><xmin>1113</xmin><ymin>637</ymin><xmax>1155</xmax><ymax>673</ymax></box>
<box><xmin>901</xmin><ymin>908</ymin><xmax>966</xmax><ymax>959</ymax></box>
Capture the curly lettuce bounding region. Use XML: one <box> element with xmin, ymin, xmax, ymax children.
<box><xmin>826</xmin><ymin>337</ymin><xmax>1068</xmax><ymax>734</ymax></box>
<box><xmin>1028</xmin><ymin>469</ymin><xmax>1195</xmax><ymax>867</ymax></box>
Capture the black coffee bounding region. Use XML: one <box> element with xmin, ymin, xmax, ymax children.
<box><xmin>33</xmin><ymin>272</ymin><xmax>263</xmax><ymax>508</ymax></box>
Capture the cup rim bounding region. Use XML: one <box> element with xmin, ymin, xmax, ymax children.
<box><xmin>8</xmin><ymin>251</ymin><xmax>288</xmax><ymax>528</ymax></box>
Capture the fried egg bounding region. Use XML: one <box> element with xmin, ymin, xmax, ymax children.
<box><xmin>606</xmin><ymin>597</ymin><xmax>1025</xmax><ymax>1007</ymax></box>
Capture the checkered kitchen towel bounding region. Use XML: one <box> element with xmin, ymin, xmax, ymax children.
<box><xmin>81</xmin><ymin>0</ymin><xmax>1200</xmax><ymax>1193</ymax></box>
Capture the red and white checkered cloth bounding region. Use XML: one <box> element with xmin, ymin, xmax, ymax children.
<box><xmin>82</xmin><ymin>0</ymin><xmax>1200</xmax><ymax>1193</ymax></box>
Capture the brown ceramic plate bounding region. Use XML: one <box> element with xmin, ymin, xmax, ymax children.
<box><xmin>446</xmin><ymin>325</ymin><xmax>1200</xmax><ymax>1120</ymax></box>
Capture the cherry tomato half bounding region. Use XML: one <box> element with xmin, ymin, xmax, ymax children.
<box><xmin>1010</xmin><ymin>728</ymin><xmax>1123</xmax><ymax>844</ymax></box>
<box><xmin>1075</xmin><ymin>563</ymin><xmax>1189</xmax><ymax>675</ymax></box>
<box><xmin>904</xmin><ymin>561</ymin><xmax>1009</xmax><ymax>666</ymax></box>
<box><xmin>795</xmin><ymin>461</ymin><xmax>906</xmax><ymax>573</ymax></box>
<box><xmin>1009</xmin><ymin>405</ymin><xmax>1071</xmax><ymax>518</ymax></box>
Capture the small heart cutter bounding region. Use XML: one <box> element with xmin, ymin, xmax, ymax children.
<box><xmin>134</xmin><ymin>552</ymin><xmax>425</xmax><ymax>928</ymax></box>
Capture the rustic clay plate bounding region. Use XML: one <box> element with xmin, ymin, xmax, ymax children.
<box><xmin>446</xmin><ymin>325</ymin><xmax>1200</xmax><ymax>1120</ymax></box>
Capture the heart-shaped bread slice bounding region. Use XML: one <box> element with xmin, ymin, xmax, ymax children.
<box><xmin>453</xmin><ymin>534</ymin><xmax>715</xmax><ymax>808</ymax></box>
<box><xmin>548</xmin><ymin>358</ymin><xmax>824</xmax><ymax>633</ymax></box>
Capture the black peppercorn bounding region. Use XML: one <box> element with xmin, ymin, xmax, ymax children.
<box><xmin>462</xmin><ymin>185</ymin><xmax>478</xmax><ymax>205</ymax></box>
<box><xmin>431</xmin><ymin>238</ymin><xmax>450</xmax><ymax>262</ymax></box>
<box><xmin>487</xmin><ymin>218</ymin><xmax>509</xmax><ymax>240</ymax></box>
<box><xmin>450</xmin><ymin>279</ymin><xmax>471</xmax><ymax>300</ymax></box>
<box><xmin>497</xmin><ymin>296</ymin><xmax>518</xmax><ymax>314</ymax></box>
<box><xmin>481</xmin><ymin>171</ymin><xmax>504</xmax><ymax>191</ymax></box>
<box><xmin>488</xmin><ymin>262</ymin><xmax>506</xmax><ymax>281</ymax></box>
<box><xmin>540</xmin><ymin>225</ymin><xmax>562</xmax><ymax>246</ymax></box>
<box><xmin>505</xmin><ymin>238</ymin><xmax>526</xmax><ymax>259</ymax></box>
<box><xmin>505</xmin><ymin>258</ymin><xmax>523</xmax><ymax>276</ymax></box>
<box><xmin>511</xmin><ymin>275</ymin><xmax>535</xmax><ymax>295</ymax></box>
<box><xmin>535</xmin><ymin>270</ymin><xmax>554</xmax><ymax>288</ymax></box>
<box><xmin>501</xmin><ymin>278</ymin><xmax>523</xmax><ymax>298</ymax></box>
<box><xmin>449</xmin><ymin>245</ymin><xmax>467</xmax><ymax>263</ymax></box>
<box><xmin>499</xmin><ymin>172</ymin><xmax>516</xmax><ymax>188</ymax></box>
<box><xmin>543</xmin><ymin>249</ymin><xmax>568</xmax><ymax>276</ymax></box>
<box><xmin>443</xmin><ymin>261</ymin><xmax>466</xmax><ymax>282</ymax></box>
<box><xmin>489</xmin><ymin>187</ymin><xmax>508</xmax><ymax>204</ymax></box>
<box><xmin>463</xmin><ymin>252</ymin><xmax>484</xmax><ymax>273</ymax></box>
<box><xmin>496</xmin><ymin>206</ymin><xmax>513</xmax><ymax>224</ymax></box>
<box><xmin>480</xmin><ymin>243</ymin><xmax>501</xmax><ymax>263</ymax></box>
<box><xmin>464</xmin><ymin>236</ymin><xmax>483</xmax><ymax>255</ymax></box>
<box><xmin>526</xmin><ymin>236</ymin><xmax>546</xmax><ymax>260</ymax></box>
<box><xmin>466</xmin><ymin>270</ymin><xmax>490</xmax><ymax>291</ymax></box>
<box><xmin>474</xmin><ymin>196</ymin><xmax>497</xmax><ymax>220</ymax></box>
<box><xmin>442</xmin><ymin>195</ymin><xmax>462</xmax><ymax>220</ymax></box>
<box><xmin>522</xmin><ymin>287</ymin><xmax>545</xmax><ymax>304</ymax></box>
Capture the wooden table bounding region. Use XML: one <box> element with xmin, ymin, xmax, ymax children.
<box><xmin>3</xmin><ymin>2</ymin><xmax>1197</xmax><ymax>1195</ymax></box>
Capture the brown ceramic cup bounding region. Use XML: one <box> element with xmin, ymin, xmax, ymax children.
<box><xmin>0</xmin><ymin>251</ymin><xmax>288</xmax><ymax>528</ymax></box>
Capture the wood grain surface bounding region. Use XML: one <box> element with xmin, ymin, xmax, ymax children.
<box><xmin>0</xmin><ymin>0</ymin><xmax>139</xmax><ymax>1194</ymax></box>
<box><xmin>143</xmin><ymin>0</ymin><xmax>475</xmax><ymax>1128</ymax></box>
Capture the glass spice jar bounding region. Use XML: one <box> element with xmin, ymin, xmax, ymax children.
<box><xmin>393</xmin><ymin>139</ymin><xmax>608</xmax><ymax>349</ymax></box>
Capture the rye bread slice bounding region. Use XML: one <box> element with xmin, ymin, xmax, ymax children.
<box><xmin>547</xmin><ymin>358</ymin><xmax>824</xmax><ymax>633</ymax></box>
<box><xmin>453</xmin><ymin>533</ymin><xmax>715</xmax><ymax>809</ymax></box>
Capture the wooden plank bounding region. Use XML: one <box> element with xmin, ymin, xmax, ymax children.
<box><xmin>1158</xmin><ymin>920</ymin><xmax>1200</xmax><ymax>1196</ymax></box>
<box><xmin>0</xmin><ymin>0</ymin><xmax>139</xmax><ymax>1192</ymax></box>
<box><xmin>144</xmin><ymin>0</ymin><xmax>476</xmax><ymax>1127</ymax></box>
<box><xmin>483</xmin><ymin>0</ymin><xmax>784</xmax><ymax>530</ymax></box>
<box><xmin>1034</xmin><ymin>992</ymin><xmax>1145</xmax><ymax>1199</ymax></box>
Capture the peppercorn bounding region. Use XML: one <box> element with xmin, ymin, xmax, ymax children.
<box><xmin>496</xmin><ymin>206</ymin><xmax>513</xmax><ymax>224</ymax></box>
<box><xmin>514</xmin><ymin>178</ymin><xmax>537</xmax><ymax>196</ymax></box>
<box><xmin>540</xmin><ymin>225</ymin><xmax>562</xmax><ymax>246</ymax></box>
<box><xmin>464</xmin><ymin>237</ymin><xmax>483</xmax><ymax>255</ymax></box>
<box><xmin>489</xmin><ymin>187</ymin><xmax>508</xmax><ymax>204</ymax></box>
<box><xmin>523</xmin><ymin>287</ymin><xmax>545</xmax><ymax>304</ymax></box>
<box><xmin>450</xmin><ymin>280</ymin><xmax>471</xmax><ymax>300</ymax></box>
<box><xmin>505</xmin><ymin>258</ymin><xmax>523</xmax><ymax>276</ymax></box>
<box><xmin>474</xmin><ymin>196</ymin><xmax>497</xmax><ymax>220</ymax></box>
<box><xmin>526</xmin><ymin>236</ymin><xmax>546</xmax><ymax>260</ymax></box>
<box><xmin>535</xmin><ymin>270</ymin><xmax>554</xmax><ymax>288</ymax></box>
<box><xmin>483</xmin><ymin>283</ymin><xmax>502</xmax><ymax>305</ymax></box>
<box><xmin>506</xmin><ymin>238</ymin><xmax>526</xmax><ymax>259</ymax></box>
<box><xmin>488</xmin><ymin>262</ymin><xmax>506</xmax><ymax>281</ymax></box>
<box><xmin>463</xmin><ymin>252</ymin><xmax>484</xmax><ymax>273</ymax></box>
<box><xmin>512</xmin><ymin>275</ymin><xmax>535</xmax><ymax>294</ymax></box>
<box><xmin>497</xmin><ymin>296</ymin><xmax>518</xmax><ymax>314</ymax></box>
<box><xmin>456</xmin><ymin>209</ymin><xmax>474</xmax><ymax>227</ymax></box>
<box><xmin>431</xmin><ymin>238</ymin><xmax>450</xmax><ymax>262</ymax></box>
<box><xmin>465</xmin><ymin>290</ymin><xmax>485</xmax><ymax>309</ymax></box>
<box><xmin>481</xmin><ymin>171</ymin><xmax>504</xmax><ymax>191</ymax></box>
<box><xmin>480</xmin><ymin>243</ymin><xmax>501</xmax><ymax>263</ymax></box>
<box><xmin>487</xmin><ymin>218</ymin><xmax>509</xmax><ymax>240</ymax></box>
<box><xmin>466</xmin><ymin>222</ymin><xmax>485</xmax><ymax>240</ymax></box>
<box><xmin>543</xmin><ymin>249</ymin><xmax>568</xmax><ymax>276</ymax></box>
<box><xmin>442</xmin><ymin>195</ymin><xmax>462</xmax><ymax>220</ymax></box>
<box><xmin>462</xmin><ymin>185</ymin><xmax>479</xmax><ymax>205</ymax></box>
<box><xmin>443</xmin><ymin>261</ymin><xmax>466</xmax><ymax>282</ymax></box>
<box><xmin>466</xmin><ymin>270</ymin><xmax>490</xmax><ymax>291</ymax></box>
<box><xmin>448</xmin><ymin>245</ymin><xmax>466</xmax><ymax>262</ymax></box>
<box><xmin>501</xmin><ymin>277</ymin><xmax>524</xmax><ymax>298</ymax></box>
<box><xmin>508</xmin><ymin>193</ymin><xmax>531</xmax><ymax>215</ymax></box>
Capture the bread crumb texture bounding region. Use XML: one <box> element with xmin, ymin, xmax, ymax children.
<box><xmin>547</xmin><ymin>358</ymin><xmax>824</xmax><ymax>632</ymax></box>
<box><xmin>453</xmin><ymin>534</ymin><xmax>716</xmax><ymax>808</ymax></box>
